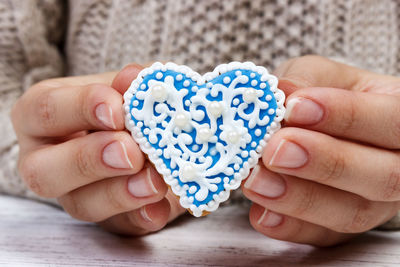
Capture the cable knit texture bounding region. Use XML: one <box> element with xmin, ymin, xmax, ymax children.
<box><xmin>0</xmin><ymin>0</ymin><xmax>399</xmax><ymax>229</ymax></box>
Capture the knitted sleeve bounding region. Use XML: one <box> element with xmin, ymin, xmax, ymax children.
<box><xmin>0</xmin><ymin>0</ymin><xmax>64</xmax><ymax>204</ymax></box>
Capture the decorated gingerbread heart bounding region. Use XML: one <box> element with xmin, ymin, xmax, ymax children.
<box><xmin>123</xmin><ymin>62</ymin><xmax>285</xmax><ymax>217</ymax></box>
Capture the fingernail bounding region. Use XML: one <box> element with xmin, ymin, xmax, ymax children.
<box><xmin>140</xmin><ymin>206</ymin><xmax>152</xmax><ymax>222</ymax></box>
<box><xmin>95</xmin><ymin>103</ymin><xmax>116</xmax><ymax>129</ymax></box>
<box><xmin>245</xmin><ymin>165</ymin><xmax>286</xmax><ymax>198</ymax></box>
<box><xmin>103</xmin><ymin>141</ymin><xmax>133</xmax><ymax>169</ymax></box>
<box><xmin>128</xmin><ymin>167</ymin><xmax>158</xmax><ymax>198</ymax></box>
<box><xmin>269</xmin><ymin>139</ymin><xmax>308</xmax><ymax>168</ymax></box>
<box><xmin>257</xmin><ymin>209</ymin><xmax>283</xmax><ymax>228</ymax></box>
<box><xmin>284</xmin><ymin>97</ymin><xmax>323</xmax><ymax>125</ymax></box>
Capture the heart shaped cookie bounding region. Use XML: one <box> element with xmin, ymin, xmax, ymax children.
<box><xmin>123</xmin><ymin>62</ymin><xmax>285</xmax><ymax>217</ymax></box>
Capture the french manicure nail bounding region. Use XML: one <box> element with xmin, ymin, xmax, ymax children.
<box><xmin>95</xmin><ymin>103</ymin><xmax>116</xmax><ymax>129</ymax></box>
<box><xmin>128</xmin><ymin>168</ymin><xmax>158</xmax><ymax>198</ymax></box>
<box><xmin>284</xmin><ymin>97</ymin><xmax>323</xmax><ymax>125</ymax></box>
<box><xmin>103</xmin><ymin>141</ymin><xmax>133</xmax><ymax>169</ymax></box>
<box><xmin>257</xmin><ymin>209</ymin><xmax>283</xmax><ymax>228</ymax></box>
<box><xmin>140</xmin><ymin>206</ymin><xmax>152</xmax><ymax>222</ymax></box>
<box><xmin>269</xmin><ymin>139</ymin><xmax>308</xmax><ymax>168</ymax></box>
<box><xmin>244</xmin><ymin>165</ymin><xmax>286</xmax><ymax>198</ymax></box>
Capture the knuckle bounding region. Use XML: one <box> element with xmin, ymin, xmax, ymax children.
<box><xmin>293</xmin><ymin>183</ymin><xmax>318</xmax><ymax>218</ymax></box>
<box><xmin>338</xmin><ymin>93</ymin><xmax>357</xmax><ymax>135</ymax></box>
<box><xmin>381</xmin><ymin>167</ymin><xmax>400</xmax><ymax>201</ymax></box>
<box><xmin>319</xmin><ymin>150</ymin><xmax>345</xmax><ymax>182</ymax></box>
<box><xmin>18</xmin><ymin>154</ymin><xmax>47</xmax><ymax>197</ymax></box>
<box><xmin>60</xmin><ymin>194</ymin><xmax>94</xmax><ymax>222</ymax></box>
<box><xmin>35</xmin><ymin>90</ymin><xmax>58</xmax><ymax>130</ymax></box>
<box><xmin>75</xmin><ymin>145</ymin><xmax>97</xmax><ymax>179</ymax></box>
<box><xmin>342</xmin><ymin>200</ymin><xmax>375</xmax><ymax>233</ymax></box>
<box><xmin>105</xmin><ymin>179</ymin><xmax>128</xmax><ymax>211</ymax></box>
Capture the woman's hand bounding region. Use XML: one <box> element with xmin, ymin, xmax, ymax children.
<box><xmin>11</xmin><ymin>64</ymin><xmax>185</xmax><ymax>236</ymax></box>
<box><xmin>242</xmin><ymin>55</ymin><xmax>400</xmax><ymax>246</ymax></box>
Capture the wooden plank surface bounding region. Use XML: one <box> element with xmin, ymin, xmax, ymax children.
<box><xmin>0</xmin><ymin>195</ymin><xmax>399</xmax><ymax>266</ymax></box>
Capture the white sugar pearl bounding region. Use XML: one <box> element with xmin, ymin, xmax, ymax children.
<box><xmin>156</xmin><ymin>72</ymin><xmax>163</xmax><ymax>79</ymax></box>
<box><xmin>255</xmin><ymin>129</ymin><xmax>262</xmax><ymax>136</ymax></box>
<box><xmin>198</xmin><ymin>126</ymin><xmax>213</xmax><ymax>142</ymax></box>
<box><xmin>250</xmin><ymin>73</ymin><xmax>256</xmax><ymax>78</ymax></box>
<box><xmin>227</xmin><ymin>130</ymin><xmax>241</xmax><ymax>144</ymax></box>
<box><xmin>149</xmin><ymin>134</ymin><xmax>157</xmax><ymax>144</ymax></box>
<box><xmin>268</xmin><ymin>108</ymin><xmax>275</xmax><ymax>115</ymax></box>
<box><xmin>140</xmin><ymin>84</ymin><xmax>146</xmax><ymax>90</ymax></box>
<box><xmin>233</xmin><ymin>164</ymin><xmax>239</xmax><ymax>170</ymax></box>
<box><xmin>183</xmin><ymin>80</ymin><xmax>190</xmax><ymax>87</ymax></box>
<box><xmin>192</xmin><ymin>144</ymin><xmax>199</xmax><ymax>151</ymax></box>
<box><xmin>243</xmin><ymin>88</ymin><xmax>258</xmax><ymax>103</ymax></box>
<box><xmin>189</xmin><ymin>186</ymin><xmax>197</xmax><ymax>194</ymax></box>
<box><xmin>251</xmin><ymin>80</ymin><xmax>258</xmax><ymax>86</ymax></box>
<box><xmin>208</xmin><ymin>101</ymin><xmax>224</xmax><ymax>117</ymax></box>
<box><xmin>132</xmin><ymin>100</ymin><xmax>139</xmax><ymax>107</ymax></box>
<box><xmin>235</xmin><ymin>71</ymin><xmax>242</xmax><ymax>76</ymax></box>
<box><xmin>210</xmin><ymin>147</ymin><xmax>217</xmax><ymax>156</ymax></box>
<box><xmin>176</xmin><ymin>74</ymin><xmax>183</xmax><ymax>81</ymax></box>
<box><xmin>185</xmin><ymin>99</ymin><xmax>191</xmax><ymax>106</ymax></box>
<box><xmin>206</xmin><ymin>82</ymin><xmax>213</xmax><ymax>88</ymax></box>
<box><xmin>192</xmin><ymin>86</ymin><xmax>198</xmax><ymax>92</ymax></box>
<box><xmin>260</xmin><ymin>83</ymin><xmax>266</xmax><ymax>89</ymax></box>
<box><xmin>179</xmin><ymin>163</ymin><xmax>196</xmax><ymax>182</ymax></box>
<box><xmin>251</xmin><ymin>141</ymin><xmax>257</xmax><ymax>147</ymax></box>
<box><xmin>265</xmin><ymin>94</ymin><xmax>272</xmax><ymax>101</ymax></box>
<box><xmin>174</xmin><ymin>112</ymin><xmax>189</xmax><ymax>128</ymax></box>
<box><xmin>223</xmin><ymin>77</ymin><xmax>231</xmax><ymax>84</ymax></box>
<box><xmin>151</xmin><ymin>84</ymin><xmax>167</xmax><ymax>102</ymax></box>
<box><xmin>232</xmin><ymin>98</ymin><xmax>239</xmax><ymax>105</ymax></box>
<box><xmin>241</xmin><ymin>151</ymin><xmax>249</xmax><ymax>158</ymax></box>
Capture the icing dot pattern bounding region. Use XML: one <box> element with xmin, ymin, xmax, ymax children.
<box><xmin>124</xmin><ymin>62</ymin><xmax>285</xmax><ymax>217</ymax></box>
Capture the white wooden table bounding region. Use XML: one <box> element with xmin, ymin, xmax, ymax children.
<box><xmin>0</xmin><ymin>195</ymin><xmax>399</xmax><ymax>266</ymax></box>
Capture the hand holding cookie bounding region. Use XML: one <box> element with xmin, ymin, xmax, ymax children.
<box><xmin>11</xmin><ymin>64</ymin><xmax>185</xmax><ymax>236</ymax></box>
<box><xmin>242</xmin><ymin>55</ymin><xmax>400</xmax><ymax>246</ymax></box>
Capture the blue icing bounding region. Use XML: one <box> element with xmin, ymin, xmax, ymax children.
<box><xmin>129</xmin><ymin>68</ymin><xmax>277</xmax><ymax>207</ymax></box>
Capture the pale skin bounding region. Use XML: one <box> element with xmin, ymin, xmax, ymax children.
<box><xmin>11</xmin><ymin>56</ymin><xmax>400</xmax><ymax>246</ymax></box>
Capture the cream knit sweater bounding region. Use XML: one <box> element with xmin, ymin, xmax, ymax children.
<box><xmin>0</xmin><ymin>0</ymin><xmax>399</xmax><ymax>229</ymax></box>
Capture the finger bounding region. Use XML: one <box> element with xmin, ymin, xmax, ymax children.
<box><xmin>18</xmin><ymin>131</ymin><xmax>144</xmax><ymax>198</ymax></box>
<box><xmin>111</xmin><ymin>63</ymin><xmax>144</xmax><ymax>95</ymax></box>
<box><xmin>165</xmin><ymin>187</ymin><xmax>187</xmax><ymax>222</ymax></box>
<box><xmin>274</xmin><ymin>55</ymin><xmax>364</xmax><ymax>95</ymax></box>
<box><xmin>249</xmin><ymin>203</ymin><xmax>356</xmax><ymax>247</ymax></box>
<box><xmin>58</xmin><ymin>166</ymin><xmax>167</xmax><ymax>222</ymax></box>
<box><xmin>33</xmin><ymin>72</ymin><xmax>118</xmax><ymax>88</ymax></box>
<box><xmin>261</xmin><ymin>127</ymin><xmax>400</xmax><ymax>202</ymax></box>
<box><xmin>275</xmin><ymin>55</ymin><xmax>400</xmax><ymax>95</ymax></box>
<box><xmin>14</xmin><ymin>83</ymin><xmax>125</xmax><ymax>137</ymax></box>
<box><xmin>98</xmin><ymin>198</ymin><xmax>171</xmax><ymax>236</ymax></box>
<box><xmin>243</xmin><ymin>165</ymin><xmax>399</xmax><ymax>233</ymax></box>
<box><xmin>283</xmin><ymin>87</ymin><xmax>400</xmax><ymax>149</ymax></box>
